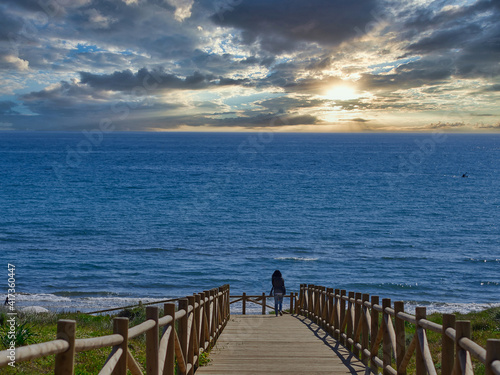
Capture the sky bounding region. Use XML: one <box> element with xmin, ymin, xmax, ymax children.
<box><xmin>0</xmin><ymin>0</ymin><xmax>499</xmax><ymax>132</ymax></box>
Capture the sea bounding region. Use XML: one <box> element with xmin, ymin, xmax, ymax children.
<box><xmin>0</xmin><ymin>131</ymin><xmax>499</xmax><ymax>314</ymax></box>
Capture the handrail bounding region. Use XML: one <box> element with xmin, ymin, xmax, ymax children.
<box><xmin>74</xmin><ymin>334</ymin><xmax>123</xmax><ymax>352</ymax></box>
<box><xmin>297</xmin><ymin>284</ymin><xmax>500</xmax><ymax>375</ymax></box>
<box><xmin>0</xmin><ymin>339</ymin><xmax>69</xmax><ymax>366</ymax></box>
<box><xmin>2</xmin><ymin>283</ymin><xmax>498</xmax><ymax>375</ymax></box>
<box><xmin>230</xmin><ymin>293</ymin><xmax>298</xmax><ymax>315</ymax></box>
<box><xmin>0</xmin><ymin>284</ymin><xmax>231</xmax><ymax>375</ymax></box>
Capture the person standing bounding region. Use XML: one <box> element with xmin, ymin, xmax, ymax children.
<box><xmin>270</xmin><ymin>270</ymin><xmax>286</xmax><ymax>316</ymax></box>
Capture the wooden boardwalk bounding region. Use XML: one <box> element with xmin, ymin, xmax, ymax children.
<box><xmin>196</xmin><ymin>314</ymin><xmax>371</xmax><ymax>375</ymax></box>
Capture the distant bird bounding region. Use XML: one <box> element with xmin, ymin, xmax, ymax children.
<box><xmin>462</xmin><ymin>173</ymin><xmax>468</xmax><ymax>178</ymax></box>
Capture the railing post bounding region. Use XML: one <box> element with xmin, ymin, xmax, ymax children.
<box><xmin>353</xmin><ymin>292</ymin><xmax>362</xmax><ymax>357</ymax></box>
<box><xmin>322</xmin><ymin>287</ymin><xmax>328</xmax><ymax>329</ymax></box>
<box><xmin>194</xmin><ymin>294</ymin><xmax>202</xmax><ymax>358</ymax></box>
<box><xmin>308</xmin><ymin>284</ymin><xmax>314</xmax><ymax>319</ymax></box>
<box><xmin>201</xmin><ymin>292</ymin><xmax>209</xmax><ymax>348</ymax></box>
<box><xmin>187</xmin><ymin>296</ymin><xmax>196</xmax><ymax>372</ymax></box>
<box><xmin>455</xmin><ymin>321</ymin><xmax>471</xmax><ymax>375</ymax></box>
<box><xmin>442</xmin><ymin>314</ymin><xmax>455</xmax><ymax>375</ymax></box>
<box><xmin>394</xmin><ymin>301</ymin><xmax>405</xmax><ymax>375</ymax></box>
<box><xmin>164</xmin><ymin>303</ymin><xmax>176</xmax><ymax>375</ymax></box>
<box><xmin>242</xmin><ymin>292</ymin><xmax>246</xmax><ymax>315</ymax></box>
<box><xmin>262</xmin><ymin>292</ymin><xmax>266</xmax><ymax>315</ymax></box>
<box><xmin>318</xmin><ymin>287</ymin><xmax>323</xmax><ymax>327</ymax></box>
<box><xmin>216</xmin><ymin>289</ymin><xmax>222</xmax><ymax>336</ymax></box>
<box><xmin>226</xmin><ymin>285</ymin><xmax>231</xmax><ymax>320</ymax></box>
<box><xmin>333</xmin><ymin>288</ymin><xmax>340</xmax><ymax>340</ymax></box>
<box><xmin>203</xmin><ymin>290</ymin><xmax>211</xmax><ymax>339</ymax></box>
<box><xmin>317</xmin><ymin>286</ymin><xmax>324</xmax><ymax>326</ymax></box>
<box><xmin>370</xmin><ymin>295</ymin><xmax>380</xmax><ymax>375</ymax></box>
<box><xmin>290</xmin><ymin>292</ymin><xmax>294</xmax><ymax>314</ymax></box>
<box><xmin>486</xmin><ymin>340</ymin><xmax>500</xmax><ymax>375</ymax></box>
<box><xmin>340</xmin><ymin>289</ymin><xmax>347</xmax><ymax>346</ymax></box>
<box><xmin>362</xmin><ymin>293</ymin><xmax>370</xmax><ymax>365</ymax></box>
<box><xmin>415</xmin><ymin>307</ymin><xmax>426</xmax><ymax>375</ymax></box>
<box><xmin>327</xmin><ymin>288</ymin><xmax>334</xmax><ymax>334</ymax></box>
<box><xmin>178</xmin><ymin>298</ymin><xmax>189</xmax><ymax>375</ymax></box>
<box><xmin>210</xmin><ymin>289</ymin><xmax>216</xmax><ymax>340</ymax></box>
<box><xmin>346</xmin><ymin>291</ymin><xmax>355</xmax><ymax>352</ymax></box>
<box><xmin>299</xmin><ymin>284</ymin><xmax>305</xmax><ymax>314</ymax></box>
<box><xmin>314</xmin><ymin>286</ymin><xmax>320</xmax><ymax>322</ymax></box>
<box><xmin>146</xmin><ymin>306</ymin><xmax>159</xmax><ymax>375</ymax></box>
<box><xmin>112</xmin><ymin>317</ymin><xmax>129</xmax><ymax>375</ymax></box>
<box><xmin>55</xmin><ymin>319</ymin><xmax>76</xmax><ymax>375</ymax></box>
<box><xmin>382</xmin><ymin>298</ymin><xmax>392</xmax><ymax>375</ymax></box>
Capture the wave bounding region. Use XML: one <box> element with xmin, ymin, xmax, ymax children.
<box><xmin>52</xmin><ymin>291</ymin><xmax>121</xmax><ymax>297</ymax></box>
<box><xmin>480</xmin><ymin>281</ymin><xmax>500</xmax><ymax>286</ymax></box>
<box><xmin>274</xmin><ymin>257</ymin><xmax>319</xmax><ymax>262</ymax></box>
<box><xmin>11</xmin><ymin>293</ymin><xmax>178</xmax><ymax>313</ymax></box>
<box><xmin>17</xmin><ymin>293</ymin><xmax>71</xmax><ymax>302</ymax></box>
<box><xmin>404</xmin><ymin>301</ymin><xmax>500</xmax><ymax>315</ymax></box>
<box><xmin>465</xmin><ymin>258</ymin><xmax>500</xmax><ymax>263</ymax></box>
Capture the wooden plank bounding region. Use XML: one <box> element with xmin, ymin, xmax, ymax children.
<box><xmin>196</xmin><ymin>315</ymin><xmax>370</xmax><ymax>374</ymax></box>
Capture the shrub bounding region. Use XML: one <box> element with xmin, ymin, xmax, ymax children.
<box><xmin>1</xmin><ymin>321</ymin><xmax>37</xmax><ymax>348</ymax></box>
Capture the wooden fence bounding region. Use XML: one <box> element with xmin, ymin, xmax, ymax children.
<box><xmin>296</xmin><ymin>284</ymin><xmax>500</xmax><ymax>375</ymax></box>
<box><xmin>229</xmin><ymin>293</ymin><xmax>297</xmax><ymax>314</ymax></box>
<box><xmin>0</xmin><ymin>284</ymin><xmax>230</xmax><ymax>375</ymax></box>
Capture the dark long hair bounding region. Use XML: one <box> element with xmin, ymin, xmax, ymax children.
<box><xmin>272</xmin><ymin>270</ymin><xmax>282</xmax><ymax>278</ymax></box>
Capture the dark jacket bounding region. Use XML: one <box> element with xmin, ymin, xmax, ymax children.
<box><xmin>270</xmin><ymin>276</ymin><xmax>286</xmax><ymax>295</ymax></box>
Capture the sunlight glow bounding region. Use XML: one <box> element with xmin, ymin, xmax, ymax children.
<box><xmin>324</xmin><ymin>85</ymin><xmax>360</xmax><ymax>101</ymax></box>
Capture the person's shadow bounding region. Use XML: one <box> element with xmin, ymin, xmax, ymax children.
<box><xmin>292</xmin><ymin>314</ymin><xmax>373</xmax><ymax>375</ymax></box>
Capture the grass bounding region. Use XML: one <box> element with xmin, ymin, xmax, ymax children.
<box><xmin>0</xmin><ymin>307</ymin><xmax>148</xmax><ymax>374</ymax></box>
<box><xmin>1</xmin><ymin>306</ymin><xmax>499</xmax><ymax>374</ymax></box>
<box><xmin>370</xmin><ymin>307</ymin><xmax>500</xmax><ymax>375</ymax></box>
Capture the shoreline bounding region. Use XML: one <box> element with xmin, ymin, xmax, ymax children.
<box><xmin>11</xmin><ymin>292</ymin><xmax>500</xmax><ymax>315</ymax></box>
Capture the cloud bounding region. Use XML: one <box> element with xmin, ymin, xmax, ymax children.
<box><xmin>0</xmin><ymin>0</ymin><xmax>499</xmax><ymax>132</ymax></box>
<box><xmin>83</xmin><ymin>8</ymin><xmax>118</xmax><ymax>29</ymax></box>
<box><xmin>483</xmin><ymin>84</ymin><xmax>500</xmax><ymax>92</ymax></box>
<box><xmin>79</xmin><ymin>68</ymin><xmax>251</xmax><ymax>92</ymax></box>
<box><xmin>0</xmin><ymin>54</ymin><xmax>29</xmax><ymax>71</ymax></box>
<box><xmin>210</xmin><ymin>0</ymin><xmax>380</xmax><ymax>53</ymax></box>
<box><xmin>0</xmin><ymin>101</ymin><xmax>19</xmax><ymax>115</ymax></box>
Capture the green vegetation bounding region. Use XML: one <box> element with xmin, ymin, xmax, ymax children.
<box><xmin>0</xmin><ymin>307</ymin><xmax>148</xmax><ymax>375</ymax></box>
<box><xmin>1</xmin><ymin>321</ymin><xmax>37</xmax><ymax>348</ymax></box>
<box><xmin>0</xmin><ymin>306</ymin><xmax>498</xmax><ymax>374</ymax></box>
<box><xmin>378</xmin><ymin>307</ymin><xmax>500</xmax><ymax>375</ymax></box>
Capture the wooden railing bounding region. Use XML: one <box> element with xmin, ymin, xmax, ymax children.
<box><xmin>230</xmin><ymin>293</ymin><xmax>298</xmax><ymax>314</ymax></box>
<box><xmin>0</xmin><ymin>284</ymin><xmax>230</xmax><ymax>375</ymax></box>
<box><xmin>296</xmin><ymin>284</ymin><xmax>500</xmax><ymax>375</ymax></box>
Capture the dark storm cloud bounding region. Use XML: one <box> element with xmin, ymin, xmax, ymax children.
<box><xmin>22</xmin><ymin>80</ymin><xmax>109</xmax><ymax>106</ymax></box>
<box><xmin>399</xmin><ymin>0</ymin><xmax>500</xmax><ymax>80</ymax></box>
<box><xmin>0</xmin><ymin>101</ymin><xmax>19</xmax><ymax>115</ymax></box>
<box><xmin>483</xmin><ymin>84</ymin><xmax>500</xmax><ymax>92</ymax></box>
<box><xmin>181</xmin><ymin>51</ymin><xmax>276</xmax><ymax>75</ymax></box>
<box><xmin>406</xmin><ymin>24</ymin><xmax>484</xmax><ymax>54</ymax></box>
<box><xmin>402</xmin><ymin>0</ymin><xmax>500</xmax><ymax>34</ymax></box>
<box><xmin>79</xmin><ymin>68</ymin><xmax>251</xmax><ymax>92</ymax></box>
<box><xmin>0</xmin><ymin>7</ymin><xmax>24</xmax><ymax>42</ymax></box>
<box><xmin>210</xmin><ymin>0</ymin><xmax>380</xmax><ymax>52</ymax></box>
<box><xmin>359</xmin><ymin>57</ymin><xmax>452</xmax><ymax>91</ymax></box>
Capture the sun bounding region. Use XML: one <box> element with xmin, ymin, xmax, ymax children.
<box><xmin>324</xmin><ymin>85</ymin><xmax>360</xmax><ymax>101</ymax></box>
